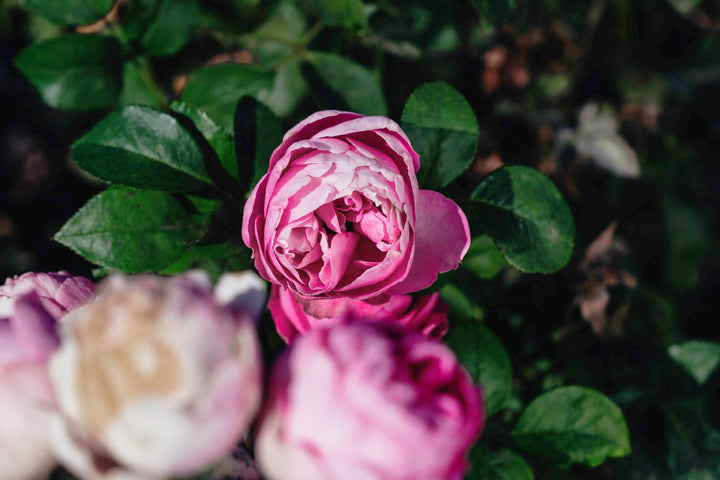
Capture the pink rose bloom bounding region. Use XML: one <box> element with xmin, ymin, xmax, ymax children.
<box><xmin>0</xmin><ymin>270</ymin><xmax>95</xmax><ymax>320</ymax></box>
<box><xmin>242</xmin><ymin>110</ymin><xmax>470</xmax><ymax>299</ymax></box>
<box><xmin>48</xmin><ymin>271</ymin><xmax>264</xmax><ymax>480</ymax></box>
<box><xmin>0</xmin><ymin>271</ymin><xmax>94</xmax><ymax>480</ymax></box>
<box><xmin>269</xmin><ymin>284</ymin><xmax>449</xmax><ymax>343</ymax></box>
<box><xmin>256</xmin><ymin>322</ymin><xmax>484</xmax><ymax>480</ymax></box>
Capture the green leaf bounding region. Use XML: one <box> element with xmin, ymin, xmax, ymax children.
<box><xmin>469</xmin><ymin>166</ymin><xmax>574</xmax><ymax>274</ymax></box>
<box><xmin>668</xmin><ymin>0</ymin><xmax>702</xmax><ymax>15</ymax></box>
<box><xmin>14</xmin><ymin>34</ymin><xmax>123</xmax><ymax>111</ymax></box>
<box><xmin>401</xmin><ymin>81</ymin><xmax>478</xmax><ymax>189</ymax></box>
<box><xmin>470</xmin><ymin>0</ymin><xmax>516</xmax><ymax>26</ymax></box>
<box><xmin>54</xmin><ymin>187</ymin><xmax>204</xmax><ymax>272</ymax></box>
<box><xmin>159</xmin><ymin>243</ymin><xmax>251</xmax><ymax>280</ymax></box>
<box><xmin>304</xmin><ymin>52</ymin><xmax>388</xmax><ymax>116</ymax></box>
<box><xmin>234</xmin><ymin>96</ymin><xmax>284</xmax><ymax>194</ymax></box>
<box><xmin>171</xmin><ymin>102</ymin><xmax>237</xmax><ymax>180</ymax></box>
<box><xmin>445</xmin><ymin>319</ymin><xmax>512</xmax><ymax>415</ymax></box>
<box><xmin>294</xmin><ymin>0</ymin><xmax>367</xmax><ymax>28</ymax></box>
<box><xmin>512</xmin><ymin>386</ymin><xmax>631</xmax><ymax>467</ymax></box>
<box><xmin>440</xmin><ymin>283</ymin><xmax>484</xmax><ymax>321</ymax></box>
<box><xmin>468</xmin><ymin>448</ymin><xmax>535</xmax><ymax>480</ymax></box>
<box><xmin>464</xmin><ymin>235</ymin><xmax>508</xmax><ymax>280</ymax></box>
<box><xmin>664</xmin><ymin>196</ymin><xmax>709</xmax><ymax>291</ymax></box>
<box><xmin>181</xmin><ymin>64</ymin><xmax>274</xmax><ymax>131</ymax></box>
<box><xmin>141</xmin><ymin>0</ymin><xmax>199</xmax><ymax>56</ymax></box>
<box><xmin>120</xmin><ymin>60</ymin><xmax>163</xmax><ymax>108</ymax></box>
<box><xmin>72</xmin><ymin>105</ymin><xmax>212</xmax><ymax>191</ymax></box>
<box><xmin>668</xmin><ymin>340</ymin><xmax>720</xmax><ymax>385</ymax></box>
<box><xmin>23</xmin><ymin>0</ymin><xmax>114</xmax><ymax>26</ymax></box>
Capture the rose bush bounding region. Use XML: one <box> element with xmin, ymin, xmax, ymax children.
<box><xmin>0</xmin><ymin>271</ymin><xmax>94</xmax><ymax>480</ymax></box>
<box><xmin>268</xmin><ymin>284</ymin><xmax>449</xmax><ymax>343</ymax></box>
<box><xmin>255</xmin><ymin>321</ymin><xmax>484</xmax><ymax>480</ymax></box>
<box><xmin>48</xmin><ymin>271</ymin><xmax>264</xmax><ymax>480</ymax></box>
<box><xmin>242</xmin><ymin>110</ymin><xmax>471</xmax><ymax>299</ymax></box>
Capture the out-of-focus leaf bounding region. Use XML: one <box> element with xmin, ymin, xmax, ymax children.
<box><xmin>181</xmin><ymin>64</ymin><xmax>274</xmax><ymax>131</ymax></box>
<box><xmin>468</xmin><ymin>447</ymin><xmax>535</xmax><ymax>480</ymax></box>
<box><xmin>141</xmin><ymin>0</ymin><xmax>199</xmax><ymax>56</ymax></box>
<box><xmin>446</xmin><ymin>320</ymin><xmax>512</xmax><ymax>415</ymax></box>
<box><xmin>14</xmin><ymin>34</ymin><xmax>123</xmax><ymax>111</ymax></box>
<box><xmin>295</xmin><ymin>0</ymin><xmax>367</xmax><ymax>28</ymax></box>
<box><xmin>663</xmin><ymin>195</ymin><xmax>709</xmax><ymax>291</ymax></box>
<box><xmin>468</xmin><ymin>166</ymin><xmax>575</xmax><ymax>274</ymax></box>
<box><xmin>23</xmin><ymin>0</ymin><xmax>114</xmax><ymax>26</ymax></box>
<box><xmin>401</xmin><ymin>81</ymin><xmax>478</xmax><ymax>189</ymax></box>
<box><xmin>512</xmin><ymin>386</ymin><xmax>631</xmax><ymax>467</ymax></box>
<box><xmin>464</xmin><ymin>235</ymin><xmax>508</xmax><ymax>280</ymax></box>
<box><xmin>233</xmin><ymin>96</ymin><xmax>284</xmax><ymax>194</ymax></box>
<box><xmin>239</xmin><ymin>0</ymin><xmax>308</xmax><ymax>117</ymax></box>
<box><xmin>171</xmin><ymin>102</ymin><xmax>237</xmax><ymax>180</ymax></box>
<box><xmin>303</xmin><ymin>52</ymin><xmax>387</xmax><ymax>116</ymax></box>
<box><xmin>72</xmin><ymin>105</ymin><xmax>212</xmax><ymax>191</ymax></box>
<box><xmin>470</xmin><ymin>0</ymin><xmax>516</xmax><ymax>26</ymax></box>
<box><xmin>120</xmin><ymin>60</ymin><xmax>163</xmax><ymax>107</ymax></box>
<box><xmin>55</xmin><ymin>187</ymin><xmax>204</xmax><ymax>272</ymax></box>
<box><xmin>440</xmin><ymin>283</ymin><xmax>484</xmax><ymax>321</ymax></box>
<box><xmin>668</xmin><ymin>0</ymin><xmax>702</xmax><ymax>15</ymax></box>
<box><xmin>668</xmin><ymin>340</ymin><xmax>720</xmax><ymax>385</ymax></box>
<box><xmin>159</xmin><ymin>243</ymin><xmax>251</xmax><ymax>281</ymax></box>
<box><xmin>664</xmin><ymin>402</ymin><xmax>720</xmax><ymax>478</ymax></box>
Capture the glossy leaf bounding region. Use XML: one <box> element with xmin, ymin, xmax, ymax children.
<box><xmin>402</xmin><ymin>81</ymin><xmax>478</xmax><ymax>189</ymax></box>
<box><xmin>14</xmin><ymin>34</ymin><xmax>122</xmax><ymax>111</ymax></box>
<box><xmin>171</xmin><ymin>102</ymin><xmax>237</xmax><ymax>180</ymax></box>
<box><xmin>23</xmin><ymin>0</ymin><xmax>113</xmax><ymax>26</ymax></box>
<box><xmin>512</xmin><ymin>386</ymin><xmax>631</xmax><ymax>467</ymax></box>
<box><xmin>464</xmin><ymin>235</ymin><xmax>508</xmax><ymax>280</ymax></box>
<box><xmin>469</xmin><ymin>166</ymin><xmax>574</xmax><ymax>274</ymax></box>
<box><xmin>234</xmin><ymin>96</ymin><xmax>284</xmax><ymax>193</ymax></box>
<box><xmin>445</xmin><ymin>320</ymin><xmax>512</xmax><ymax>415</ymax></box>
<box><xmin>668</xmin><ymin>340</ymin><xmax>720</xmax><ymax>385</ymax></box>
<box><xmin>468</xmin><ymin>448</ymin><xmax>535</xmax><ymax>480</ymax></box>
<box><xmin>72</xmin><ymin>105</ymin><xmax>212</xmax><ymax>191</ymax></box>
<box><xmin>181</xmin><ymin>64</ymin><xmax>274</xmax><ymax>131</ymax></box>
<box><xmin>141</xmin><ymin>0</ymin><xmax>199</xmax><ymax>56</ymax></box>
<box><xmin>54</xmin><ymin>187</ymin><xmax>204</xmax><ymax>272</ymax></box>
<box><xmin>304</xmin><ymin>52</ymin><xmax>388</xmax><ymax>116</ymax></box>
<box><xmin>295</xmin><ymin>0</ymin><xmax>367</xmax><ymax>28</ymax></box>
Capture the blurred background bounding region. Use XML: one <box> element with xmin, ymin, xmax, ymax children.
<box><xmin>2</xmin><ymin>0</ymin><xmax>720</xmax><ymax>478</ymax></box>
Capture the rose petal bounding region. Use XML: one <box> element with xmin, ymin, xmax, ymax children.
<box><xmin>387</xmin><ymin>190</ymin><xmax>470</xmax><ymax>294</ymax></box>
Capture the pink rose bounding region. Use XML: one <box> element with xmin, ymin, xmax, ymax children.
<box><xmin>268</xmin><ymin>284</ymin><xmax>449</xmax><ymax>343</ymax></box>
<box><xmin>48</xmin><ymin>271</ymin><xmax>264</xmax><ymax>480</ymax></box>
<box><xmin>0</xmin><ymin>270</ymin><xmax>95</xmax><ymax>320</ymax></box>
<box><xmin>0</xmin><ymin>271</ymin><xmax>94</xmax><ymax>480</ymax></box>
<box><xmin>242</xmin><ymin>110</ymin><xmax>470</xmax><ymax>299</ymax></box>
<box><xmin>256</xmin><ymin>322</ymin><xmax>484</xmax><ymax>480</ymax></box>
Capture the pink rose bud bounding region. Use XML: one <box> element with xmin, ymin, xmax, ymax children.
<box><xmin>48</xmin><ymin>271</ymin><xmax>264</xmax><ymax>480</ymax></box>
<box><xmin>242</xmin><ymin>110</ymin><xmax>471</xmax><ymax>299</ymax></box>
<box><xmin>256</xmin><ymin>322</ymin><xmax>484</xmax><ymax>480</ymax></box>
<box><xmin>0</xmin><ymin>271</ymin><xmax>94</xmax><ymax>480</ymax></box>
<box><xmin>268</xmin><ymin>284</ymin><xmax>449</xmax><ymax>343</ymax></box>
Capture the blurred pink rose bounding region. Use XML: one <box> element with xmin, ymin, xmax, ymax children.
<box><xmin>0</xmin><ymin>271</ymin><xmax>94</xmax><ymax>480</ymax></box>
<box><xmin>48</xmin><ymin>271</ymin><xmax>264</xmax><ymax>480</ymax></box>
<box><xmin>269</xmin><ymin>285</ymin><xmax>449</xmax><ymax>343</ymax></box>
<box><xmin>256</xmin><ymin>322</ymin><xmax>484</xmax><ymax>480</ymax></box>
<box><xmin>242</xmin><ymin>110</ymin><xmax>470</xmax><ymax>299</ymax></box>
<box><xmin>0</xmin><ymin>270</ymin><xmax>95</xmax><ymax>320</ymax></box>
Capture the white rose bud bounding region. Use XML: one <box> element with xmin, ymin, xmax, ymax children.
<box><xmin>48</xmin><ymin>271</ymin><xmax>264</xmax><ymax>480</ymax></box>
